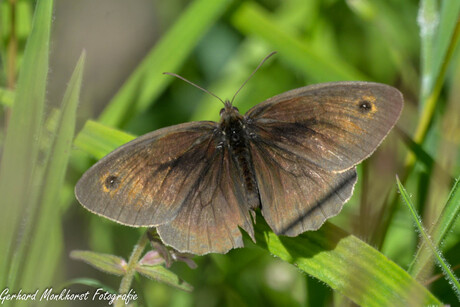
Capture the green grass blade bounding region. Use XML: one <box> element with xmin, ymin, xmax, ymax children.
<box><xmin>434</xmin><ymin>178</ymin><xmax>460</xmax><ymax>245</ymax></box>
<box><xmin>0</xmin><ymin>0</ymin><xmax>52</xmax><ymax>290</ymax></box>
<box><xmin>420</xmin><ymin>0</ymin><xmax>460</xmax><ymax>103</ymax></box>
<box><xmin>396</xmin><ymin>176</ymin><xmax>460</xmax><ymax>300</ymax></box>
<box><xmin>410</xmin><ymin>177</ymin><xmax>460</xmax><ymax>278</ymax></box>
<box><xmin>17</xmin><ymin>52</ymin><xmax>85</xmax><ymax>293</ymax></box>
<box><xmin>231</xmin><ymin>2</ymin><xmax>368</xmax><ymax>82</ymax></box>
<box><xmin>98</xmin><ymin>0</ymin><xmax>231</xmax><ymax>128</ymax></box>
<box><xmin>418</xmin><ymin>0</ymin><xmax>438</xmax><ymax>106</ymax></box>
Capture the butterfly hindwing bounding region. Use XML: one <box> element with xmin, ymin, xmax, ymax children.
<box><xmin>157</xmin><ymin>145</ymin><xmax>255</xmax><ymax>255</ymax></box>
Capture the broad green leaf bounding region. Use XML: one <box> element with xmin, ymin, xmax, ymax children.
<box><xmin>98</xmin><ymin>0</ymin><xmax>231</xmax><ymax>128</ymax></box>
<box><xmin>71</xmin><ymin>250</ymin><xmax>127</xmax><ymax>276</ymax></box>
<box><xmin>251</xmin><ymin>216</ymin><xmax>441</xmax><ymax>306</ymax></box>
<box><xmin>136</xmin><ymin>264</ymin><xmax>193</xmax><ymax>292</ymax></box>
<box><xmin>397</xmin><ymin>176</ymin><xmax>460</xmax><ymax>300</ymax></box>
<box><xmin>0</xmin><ymin>0</ymin><xmax>53</xmax><ymax>290</ymax></box>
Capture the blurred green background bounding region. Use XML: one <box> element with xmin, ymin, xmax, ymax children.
<box><xmin>0</xmin><ymin>0</ymin><xmax>459</xmax><ymax>306</ymax></box>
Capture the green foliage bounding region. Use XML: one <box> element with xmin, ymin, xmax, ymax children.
<box><xmin>1</xmin><ymin>0</ymin><xmax>460</xmax><ymax>306</ymax></box>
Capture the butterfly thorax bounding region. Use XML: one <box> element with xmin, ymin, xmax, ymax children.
<box><xmin>219</xmin><ymin>102</ymin><xmax>260</xmax><ymax>210</ymax></box>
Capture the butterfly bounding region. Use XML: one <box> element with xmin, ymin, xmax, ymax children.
<box><xmin>75</xmin><ymin>53</ymin><xmax>403</xmax><ymax>255</ymax></box>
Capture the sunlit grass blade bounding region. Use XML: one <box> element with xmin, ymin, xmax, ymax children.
<box><xmin>419</xmin><ymin>0</ymin><xmax>460</xmax><ymax>104</ymax></box>
<box><xmin>396</xmin><ymin>176</ymin><xmax>460</xmax><ymax>300</ymax></box>
<box><xmin>98</xmin><ymin>0</ymin><xmax>230</xmax><ymax>128</ymax></box>
<box><xmin>0</xmin><ymin>0</ymin><xmax>52</xmax><ymax>290</ymax></box>
<box><xmin>231</xmin><ymin>2</ymin><xmax>368</xmax><ymax>82</ymax></box>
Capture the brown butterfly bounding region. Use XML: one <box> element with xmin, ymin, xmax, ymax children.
<box><xmin>75</xmin><ymin>53</ymin><xmax>403</xmax><ymax>255</ymax></box>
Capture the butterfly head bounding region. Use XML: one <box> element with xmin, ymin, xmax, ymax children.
<box><xmin>220</xmin><ymin>100</ymin><xmax>240</xmax><ymax>121</ymax></box>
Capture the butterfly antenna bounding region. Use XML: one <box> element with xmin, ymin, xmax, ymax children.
<box><xmin>163</xmin><ymin>72</ymin><xmax>225</xmax><ymax>106</ymax></box>
<box><xmin>230</xmin><ymin>51</ymin><xmax>277</xmax><ymax>105</ymax></box>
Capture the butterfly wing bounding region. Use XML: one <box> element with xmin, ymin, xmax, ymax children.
<box><xmin>250</xmin><ymin>141</ymin><xmax>357</xmax><ymax>235</ymax></box>
<box><xmin>157</xmin><ymin>146</ymin><xmax>255</xmax><ymax>255</ymax></box>
<box><xmin>245</xmin><ymin>82</ymin><xmax>402</xmax><ymax>235</ymax></box>
<box><xmin>245</xmin><ymin>82</ymin><xmax>403</xmax><ymax>171</ymax></box>
<box><xmin>75</xmin><ymin>121</ymin><xmax>254</xmax><ymax>254</ymax></box>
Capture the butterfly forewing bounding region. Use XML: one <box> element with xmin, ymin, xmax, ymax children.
<box><xmin>245</xmin><ymin>82</ymin><xmax>403</xmax><ymax>172</ymax></box>
<box><xmin>76</xmin><ymin>121</ymin><xmax>255</xmax><ymax>254</ymax></box>
<box><xmin>75</xmin><ymin>122</ymin><xmax>219</xmax><ymax>227</ymax></box>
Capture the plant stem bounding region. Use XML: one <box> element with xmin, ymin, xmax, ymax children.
<box><xmin>115</xmin><ymin>231</ymin><xmax>149</xmax><ymax>307</ymax></box>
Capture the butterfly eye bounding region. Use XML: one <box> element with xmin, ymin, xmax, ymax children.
<box><xmin>219</xmin><ymin>108</ymin><xmax>225</xmax><ymax>116</ymax></box>
<box><xmin>232</xmin><ymin>106</ymin><xmax>239</xmax><ymax>112</ymax></box>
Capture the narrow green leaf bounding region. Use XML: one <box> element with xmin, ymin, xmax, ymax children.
<box><xmin>70</xmin><ymin>250</ymin><xmax>127</xmax><ymax>276</ymax></box>
<box><xmin>74</xmin><ymin>120</ymin><xmax>135</xmax><ymax>160</ymax></box>
<box><xmin>231</xmin><ymin>2</ymin><xmax>368</xmax><ymax>82</ymax></box>
<box><xmin>410</xmin><ymin>177</ymin><xmax>460</xmax><ymax>278</ymax></box>
<box><xmin>18</xmin><ymin>52</ymin><xmax>86</xmax><ymax>292</ymax></box>
<box><xmin>0</xmin><ymin>0</ymin><xmax>53</xmax><ymax>289</ymax></box>
<box><xmin>98</xmin><ymin>0</ymin><xmax>231</xmax><ymax>128</ymax></box>
<box><xmin>136</xmin><ymin>264</ymin><xmax>193</xmax><ymax>292</ymax></box>
<box><xmin>434</xmin><ymin>178</ymin><xmax>460</xmax><ymax>245</ymax></box>
<box><xmin>418</xmin><ymin>0</ymin><xmax>438</xmax><ymax>105</ymax></box>
<box><xmin>396</xmin><ymin>176</ymin><xmax>460</xmax><ymax>300</ymax></box>
<box><xmin>251</xmin><ymin>216</ymin><xmax>441</xmax><ymax>306</ymax></box>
